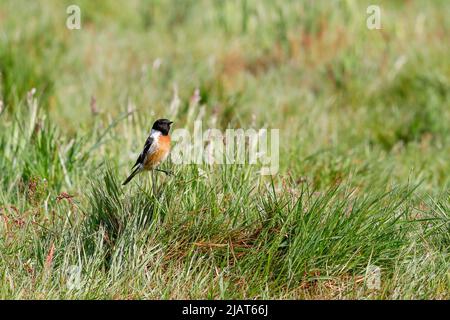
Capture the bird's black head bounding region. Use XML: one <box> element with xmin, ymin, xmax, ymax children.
<box><xmin>152</xmin><ymin>118</ymin><xmax>173</xmax><ymax>136</ymax></box>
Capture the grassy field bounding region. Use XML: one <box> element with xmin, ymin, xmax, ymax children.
<box><xmin>0</xmin><ymin>0</ymin><xmax>449</xmax><ymax>299</ymax></box>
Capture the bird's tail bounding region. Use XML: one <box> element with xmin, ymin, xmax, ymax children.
<box><xmin>122</xmin><ymin>167</ymin><xmax>141</xmax><ymax>186</ymax></box>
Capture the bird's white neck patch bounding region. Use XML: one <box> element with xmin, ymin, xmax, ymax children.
<box><xmin>151</xmin><ymin>129</ymin><xmax>162</xmax><ymax>139</ymax></box>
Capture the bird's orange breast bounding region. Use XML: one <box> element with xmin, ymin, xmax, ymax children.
<box><xmin>143</xmin><ymin>135</ymin><xmax>171</xmax><ymax>170</ymax></box>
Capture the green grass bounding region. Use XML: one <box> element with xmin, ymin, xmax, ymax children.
<box><xmin>0</xmin><ymin>0</ymin><xmax>449</xmax><ymax>299</ymax></box>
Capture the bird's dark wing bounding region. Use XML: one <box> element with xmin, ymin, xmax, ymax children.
<box><xmin>131</xmin><ymin>135</ymin><xmax>154</xmax><ymax>169</ymax></box>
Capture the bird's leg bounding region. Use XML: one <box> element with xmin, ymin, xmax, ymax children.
<box><xmin>151</xmin><ymin>170</ymin><xmax>156</xmax><ymax>195</ymax></box>
<box><xmin>155</xmin><ymin>168</ymin><xmax>174</xmax><ymax>176</ymax></box>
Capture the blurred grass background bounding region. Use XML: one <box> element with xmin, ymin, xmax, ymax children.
<box><xmin>0</xmin><ymin>0</ymin><xmax>449</xmax><ymax>299</ymax></box>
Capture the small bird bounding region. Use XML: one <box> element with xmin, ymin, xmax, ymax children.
<box><xmin>122</xmin><ymin>118</ymin><xmax>173</xmax><ymax>186</ymax></box>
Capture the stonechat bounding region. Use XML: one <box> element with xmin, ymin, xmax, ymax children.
<box><xmin>122</xmin><ymin>118</ymin><xmax>173</xmax><ymax>186</ymax></box>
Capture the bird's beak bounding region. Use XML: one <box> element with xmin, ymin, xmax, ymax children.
<box><xmin>169</xmin><ymin>121</ymin><xmax>173</xmax><ymax>125</ymax></box>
